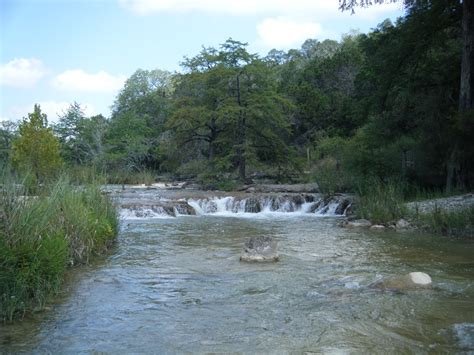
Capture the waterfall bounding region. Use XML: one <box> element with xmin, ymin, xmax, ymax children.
<box><xmin>121</xmin><ymin>194</ymin><xmax>352</xmax><ymax>219</ymax></box>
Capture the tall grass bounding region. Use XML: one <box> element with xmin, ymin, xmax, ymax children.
<box><xmin>355</xmin><ymin>178</ymin><xmax>408</xmax><ymax>224</ymax></box>
<box><xmin>416</xmin><ymin>205</ymin><xmax>474</xmax><ymax>238</ymax></box>
<box><xmin>0</xmin><ymin>174</ymin><xmax>118</xmax><ymax>322</ymax></box>
<box><xmin>106</xmin><ymin>169</ymin><xmax>156</xmax><ymax>185</ymax></box>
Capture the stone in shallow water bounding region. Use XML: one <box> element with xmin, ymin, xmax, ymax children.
<box><xmin>373</xmin><ymin>272</ymin><xmax>432</xmax><ymax>291</ymax></box>
<box><xmin>240</xmin><ymin>236</ymin><xmax>279</xmax><ymax>262</ymax></box>
<box><xmin>370</xmin><ymin>224</ymin><xmax>386</xmax><ymax>231</ymax></box>
<box><xmin>344</xmin><ymin>219</ymin><xmax>372</xmax><ymax>228</ymax></box>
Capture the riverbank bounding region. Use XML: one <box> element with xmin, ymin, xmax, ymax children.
<box><xmin>0</xmin><ymin>177</ymin><xmax>119</xmax><ymax>322</ymax></box>
<box><xmin>343</xmin><ymin>192</ymin><xmax>474</xmax><ymax>238</ymax></box>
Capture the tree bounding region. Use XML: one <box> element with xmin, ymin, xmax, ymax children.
<box><xmin>167</xmin><ymin>46</ymin><xmax>228</xmax><ymax>163</ymax></box>
<box><xmin>339</xmin><ymin>0</ymin><xmax>474</xmax><ymax>191</ymax></box>
<box><xmin>54</xmin><ymin>102</ymin><xmax>86</xmax><ymax>164</ymax></box>
<box><xmin>11</xmin><ymin>105</ymin><xmax>63</xmax><ymax>182</ymax></box>
<box><xmin>0</xmin><ymin>120</ymin><xmax>17</xmax><ymax>166</ymax></box>
<box><xmin>105</xmin><ymin>111</ymin><xmax>152</xmax><ymax>172</ymax></box>
<box><xmin>168</xmin><ymin>39</ymin><xmax>293</xmax><ymax>182</ymax></box>
<box><xmin>108</xmin><ymin>69</ymin><xmax>175</xmax><ymax>172</ymax></box>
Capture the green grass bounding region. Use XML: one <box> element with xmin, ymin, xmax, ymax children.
<box><xmin>106</xmin><ymin>169</ymin><xmax>156</xmax><ymax>185</ymax></box>
<box><xmin>415</xmin><ymin>205</ymin><xmax>474</xmax><ymax>238</ymax></box>
<box><xmin>355</xmin><ymin>178</ymin><xmax>408</xmax><ymax>225</ymax></box>
<box><xmin>0</xmin><ymin>174</ymin><xmax>118</xmax><ymax>322</ymax></box>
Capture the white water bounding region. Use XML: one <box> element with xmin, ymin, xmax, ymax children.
<box><xmin>121</xmin><ymin>195</ymin><xmax>350</xmax><ymax>220</ymax></box>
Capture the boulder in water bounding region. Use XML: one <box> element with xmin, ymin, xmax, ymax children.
<box><xmin>370</xmin><ymin>224</ymin><xmax>386</xmax><ymax>231</ymax></box>
<box><xmin>240</xmin><ymin>236</ymin><xmax>279</xmax><ymax>262</ymax></box>
<box><xmin>373</xmin><ymin>272</ymin><xmax>432</xmax><ymax>291</ymax></box>
<box><xmin>345</xmin><ymin>219</ymin><xmax>372</xmax><ymax>228</ymax></box>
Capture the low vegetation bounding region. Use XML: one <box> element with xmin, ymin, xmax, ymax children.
<box><xmin>355</xmin><ymin>179</ymin><xmax>408</xmax><ymax>225</ymax></box>
<box><xmin>415</xmin><ymin>205</ymin><xmax>474</xmax><ymax>238</ymax></box>
<box><xmin>0</xmin><ymin>175</ymin><xmax>118</xmax><ymax>322</ymax></box>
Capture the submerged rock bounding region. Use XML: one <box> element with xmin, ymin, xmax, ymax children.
<box><xmin>240</xmin><ymin>236</ymin><xmax>279</xmax><ymax>262</ymax></box>
<box><xmin>453</xmin><ymin>323</ymin><xmax>474</xmax><ymax>351</ymax></box>
<box><xmin>373</xmin><ymin>272</ymin><xmax>432</xmax><ymax>291</ymax></box>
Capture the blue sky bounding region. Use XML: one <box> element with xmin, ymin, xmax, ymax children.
<box><xmin>0</xmin><ymin>0</ymin><xmax>405</xmax><ymax>123</ymax></box>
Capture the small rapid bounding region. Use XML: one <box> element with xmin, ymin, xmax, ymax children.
<box><xmin>120</xmin><ymin>193</ymin><xmax>352</xmax><ymax>219</ymax></box>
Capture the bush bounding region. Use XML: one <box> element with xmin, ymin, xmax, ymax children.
<box><xmin>0</xmin><ymin>175</ymin><xmax>118</xmax><ymax>321</ymax></box>
<box><xmin>311</xmin><ymin>158</ymin><xmax>353</xmax><ymax>194</ymax></box>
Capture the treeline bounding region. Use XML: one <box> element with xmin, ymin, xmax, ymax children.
<box><xmin>1</xmin><ymin>1</ymin><xmax>472</xmax><ymax>192</ymax></box>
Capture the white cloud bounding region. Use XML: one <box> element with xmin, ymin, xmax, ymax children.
<box><xmin>0</xmin><ymin>58</ymin><xmax>48</xmax><ymax>88</ymax></box>
<box><xmin>6</xmin><ymin>102</ymin><xmax>96</xmax><ymax>124</ymax></box>
<box><xmin>119</xmin><ymin>0</ymin><xmax>401</xmax><ymax>17</ymax></box>
<box><xmin>52</xmin><ymin>69</ymin><xmax>126</xmax><ymax>92</ymax></box>
<box><xmin>256</xmin><ymin>18</ymin><xmax>323</xmax><ymax>49</ymax></box>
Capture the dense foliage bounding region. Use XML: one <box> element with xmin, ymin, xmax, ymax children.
<box><xmin>2</xmin><ymin>0</ymin><xmax>472</xmax><ymax>192</ymax></box>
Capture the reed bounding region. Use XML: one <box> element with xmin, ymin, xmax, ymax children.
<box><xmin>0</xmin><ymin>174</ymin><xmax>118</xmax><ymax>321</ymax></box>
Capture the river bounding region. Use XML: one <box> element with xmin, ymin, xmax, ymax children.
<box><xmin>1</xmin><ymin>186</ymin><xmax>473</xmax><ymax>353</ymax></box>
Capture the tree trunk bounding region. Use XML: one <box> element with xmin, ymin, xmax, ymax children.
<box><xmin>447</xmin><ymin>0</ymin><xmax>473</xmax><ymax>193</ymax></box>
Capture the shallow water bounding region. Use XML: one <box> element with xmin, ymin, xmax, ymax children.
<box><xmin>1</xmin><ymin>188</ymin><xmax>474</xmax><ymax>353</ymax></box>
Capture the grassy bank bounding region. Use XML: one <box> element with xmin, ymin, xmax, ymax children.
<box><xmin>352</xmin><ymin>179</ymin><xmax>473</xmax><ymax>237</ymax></box>
<box><xmin>415</xmin><ymin>205</ymin><xmax>474</xmax><ymax>238</ymax></box>
<box><xmin>355</xmin><ymin>179</ymin><xmax>407</xmax><ymax>225</ymax></box>
<box><xmin>0</xmin><ymin>176</ymin><xmax>118</xmax><ymax>322</ymax></box>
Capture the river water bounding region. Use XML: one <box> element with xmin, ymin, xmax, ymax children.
<box><xmin>1</xmin><ymin>187</ymin><xmax>474</xmax><ymax>353</ymax></box>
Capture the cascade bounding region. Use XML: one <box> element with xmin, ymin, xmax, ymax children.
<box><xmin>120</xmin><ymin>194</ymin><xmax>352</xmax><ymax>219</ymax></box>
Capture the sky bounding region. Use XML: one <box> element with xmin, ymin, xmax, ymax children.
<box><xmin>0</xmin><ymin>0</ymin><xmax>405</xmax><ymax>123</ymax></box>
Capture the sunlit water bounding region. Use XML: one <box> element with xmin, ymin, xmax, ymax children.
<box><xmin>1</xmin><ymin>188</ymin><xmax>474</xmax><ymax>353</ymax></box>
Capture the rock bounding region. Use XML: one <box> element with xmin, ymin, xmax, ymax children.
<box><xmin>244</xmin><ymin>197</ymin><xmax>261</xmax><ymax>213</ymax></box>
<box><xmin>240</xmin><ymin>236</ymin><xmax>279</xmax><ymax>262</ymax></box>
<box><xmin>373</xmin><ymin>272</ymin><xmax>432</xmax><ymax>291</ymax></box>
<box><xmin>396</xmin><ymin>218</ymin><xmax>410</xmax><ymax>229</ymax></box>
<box><xmin>174</xmin><ymin>202</ymin><xmax>196</xmax><ymax>215</ymax></box>
<box><xmin>309</xmin><ymin>200</ymin><xmax>322</xmax><ymax>213</ymax></box>
<box><xmin>335</xmin><ymin>198</ymin><xmax>351</xmax><ymax>215</ymax></box>
<box><xmin>345</xmin><ymin>219</ymin><xmax>372</xmax><ymax>228</ymax></box>
<box><xmin>370</xmin><ymin>224</ymin><xmax>386</xmax><ymax>231</ymax></box>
